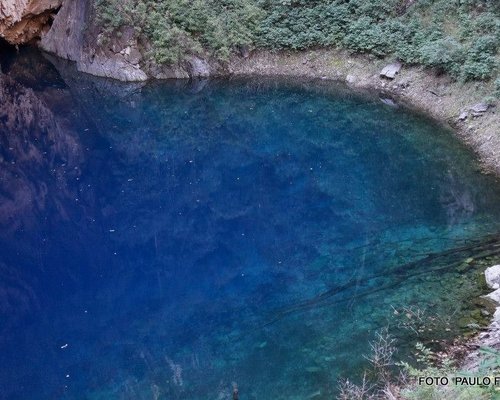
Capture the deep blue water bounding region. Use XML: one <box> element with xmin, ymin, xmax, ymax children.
<box><xmin>1</xmin><ymin>49</ymin><xmax>500</xmax><ymax>399</ymax></box>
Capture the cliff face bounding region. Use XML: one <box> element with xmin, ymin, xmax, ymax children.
<box><xmin>39</xmin><ymin>0</ymin><xmax>85</xmax><ymax>61</ymax></box>
<box><xmin>39</xmin><ymin>0</ymin><xmax>148</xmax><ymax>81</ymax></box>
<box><xmin>0</xmin><ymin>0</ymin><xmax>62</xmax><ymax>44</ymax></box>
<box><xmin>0</xmin><ymin>0</ymin><xmax>218</xmax><ymax>81</ymax></box>
<box><xmin>0</xmin><ymin>0</ymin><xmax>149</xmax><ymax>80</ymax></box>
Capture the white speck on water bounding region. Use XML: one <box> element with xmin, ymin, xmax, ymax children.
<box><xmin>109</xmin><ymin>229</ymin><xmax>115</xmax><ymax>232</ymax></box>
<box><xmin>60</xmin><ymin>344</ymin><xmax>68</xmax><ymax>349</ymax></box>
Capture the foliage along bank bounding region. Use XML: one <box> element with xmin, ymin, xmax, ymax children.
<box><xmin>95</xmin><ymin>0</ymin><xmax>499</xmax><ymax>86</ymax></box>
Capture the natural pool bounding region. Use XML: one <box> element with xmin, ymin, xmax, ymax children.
<box><xmin>2</xmin><ymin>49</ymin><xmax>500</xmax><ymax>400</ymax></box>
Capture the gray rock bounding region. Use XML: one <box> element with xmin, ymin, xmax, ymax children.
<box><xmin>458</xmin><ymin>111</ymin><xmax>468</xmax><ymax>121</ymax></box>
<box><xmin>345</xmin><ymin>74</ymin><xmax>356</xmax><ymax>84</ymax></box>
<box><xmin>399</xmin><ymin>79</ymin><xmax>411</xmax><ymax>89</ymax></box>
<box><xmin>78</xmin><ymin>55</ymin><xmax>148</xmax><ymax>81</ymax></box>
<box><xmin>124</xmin><ymin>47</ymin><xmax>142</xmax><ymax>65</ymax></box>
<box><xmin>485</xmin><ymin>265</ymin><xmax>500</xmax><ymax>289</ymax></box>
<box><xmin>380</xmin><ymin>62</ymin><xmax>402</xmax><ymax>79</ymax></box>
<box><xmin>238</xmin><ymin>45</ymin><xmax>250</xmax><ymax>58</ymax></box>
<box><xmin>187</xmin><ymin>56</ymin><xmax>211</xmax><ymax>78</ymax></box>
<box><xmin>485</xmin><ymin>288</ymin><xmax>500</xmax><ymax>304</ymax></box>
<box><xmin>40</xmin><ymin>0</ymin><xmax>148</xmax><ymax>82</ymax></box>
<box><xmin>149</xmin><ymin>64</ymin><xmax>190</xmax><ymax>80</ymax></box>
<box><xmin>40</xmin><ymin>0</ymin><xmax>89</xmax><ymax>62</ymax></box>
<box><xmin>470</xmin><ymin>103</ymin><xmax>489</xmax><ymax>113</ymax></box>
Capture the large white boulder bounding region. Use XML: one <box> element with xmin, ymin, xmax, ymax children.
<box><xmin>486</xmin><ymin>288</ymin><xmax>500</xmax><ymax>304</ymax></box>
<box><xmin>485</xmin><ymin>265</ymin><xmax>500</xmax><ymax>289</ymax></box>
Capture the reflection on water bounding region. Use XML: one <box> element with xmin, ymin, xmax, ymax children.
<box><xmin>1</xmin><ymin>48</ymin><xmax>500</xmax><ymax>400</ymax></box>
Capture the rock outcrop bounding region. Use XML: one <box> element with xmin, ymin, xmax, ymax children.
<box><xmin>1</xmin><ymin>0</ymin><xmax>150</xmax><ymax>81</ymax></box>
<box><xmin>0</xmin><ymin>0</ymin><xmax>62</xmax><ymax>44</ymax></box>
<box><xmin>40</xmin><ymin>1</ymin><xmax>149</xmax><ymax>81</ymax></box>
<box><xmin>1</xmin><ymin>0</ymin><xmax>221</xmax><ymax>81</ymax></box>
<box><xmin>39</xmin><ymin>0</ymin><xmax>85</xmax><ymax>61</ymax></box>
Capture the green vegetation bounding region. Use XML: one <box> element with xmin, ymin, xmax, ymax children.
<box><xmin>338</xmin><ymin>330</ymin><xmax>500</xmax><ymax>399</ymax></box>
<box><xmin>95</xmin><ymin>0</ymin><xmax>499</xmax><ymax>81</ymax></box>
<box><xmin>399</xmin><ymin>345</ymin><xmax>500</xmax><ymax>399</ymax></box>
<box><xmin>95</xmin><ymin>0</ymin><xmax>263</xmax><ymax>64</ymax></box>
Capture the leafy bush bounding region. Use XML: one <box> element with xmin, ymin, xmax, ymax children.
<box><xmin>495</xmin><ymin>78</ymin><xmax>500</xmax><ymax>98</ymax></box>
<box><xmin>342</xmin><ymin>17</ymin><xmax>388</xmax><ymax>56</ymax></box>
<box><xmin>461</xmin><ymin>36</ymin><xmax>498</xmax><ymax>80</ymax></box>
<box><xmin>419</xmin><ymin>37</ymin><xmax>466</xmax><ymax>77</ymax></box>
<box><xmin>95</xmin><ymin>0</ymin><xmax>263</xmax><ymax>64</ymax></box>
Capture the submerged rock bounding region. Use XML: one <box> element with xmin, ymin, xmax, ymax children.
<box><xmin>307</xmin><ymin>390</ymin><xmax>322</xmax><ymax>399</ymax></box>
<box><xmin>380</xmin><ymin>96</ymin><xmax>398</xmax><ymax>107</ymax></box>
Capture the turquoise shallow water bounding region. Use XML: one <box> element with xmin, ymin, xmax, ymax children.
<box><xmin>1</xmin><ymin>49</ymin><xmax>500</xmax><ymax>399</ymax></box>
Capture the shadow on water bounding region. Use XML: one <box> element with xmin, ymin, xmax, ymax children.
<box><xmin>1</xmin><ymin>48</ymin><xmax>500</xmax><ymax>400</ymax></box>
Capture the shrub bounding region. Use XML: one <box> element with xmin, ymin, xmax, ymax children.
<box><xmin>461</xmin><ymin>36</ymin><xmax>498</xmax><ymax>81</ymax></box>
<box><xmin>495</xmin><ymin>78</ymin><xmax>500</xmax><ymax>98</ymax></box>
<box><xmin>399</xmin><ymin>345</ymin><xmax>500</xmax><ymax>400</ymax></box>
<box><xmin>342</xmin><ymin>17</ymin><xmax>388</xmax><ymax>56</ymax></box>
<box><xmin>95</xmin><ymin>0</ymin><xmax>263</xmax><ymax>64</ymax></box>
<box><xmin>419</xmin><ymin>37</ymin><xmax>466</xmax><ymax>77</ymax></box>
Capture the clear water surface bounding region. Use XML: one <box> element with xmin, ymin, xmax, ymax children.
<box><xmin>1</xmin><ymin>48</ymin><xmax>500</xmax><ymax>399</ymax></box>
